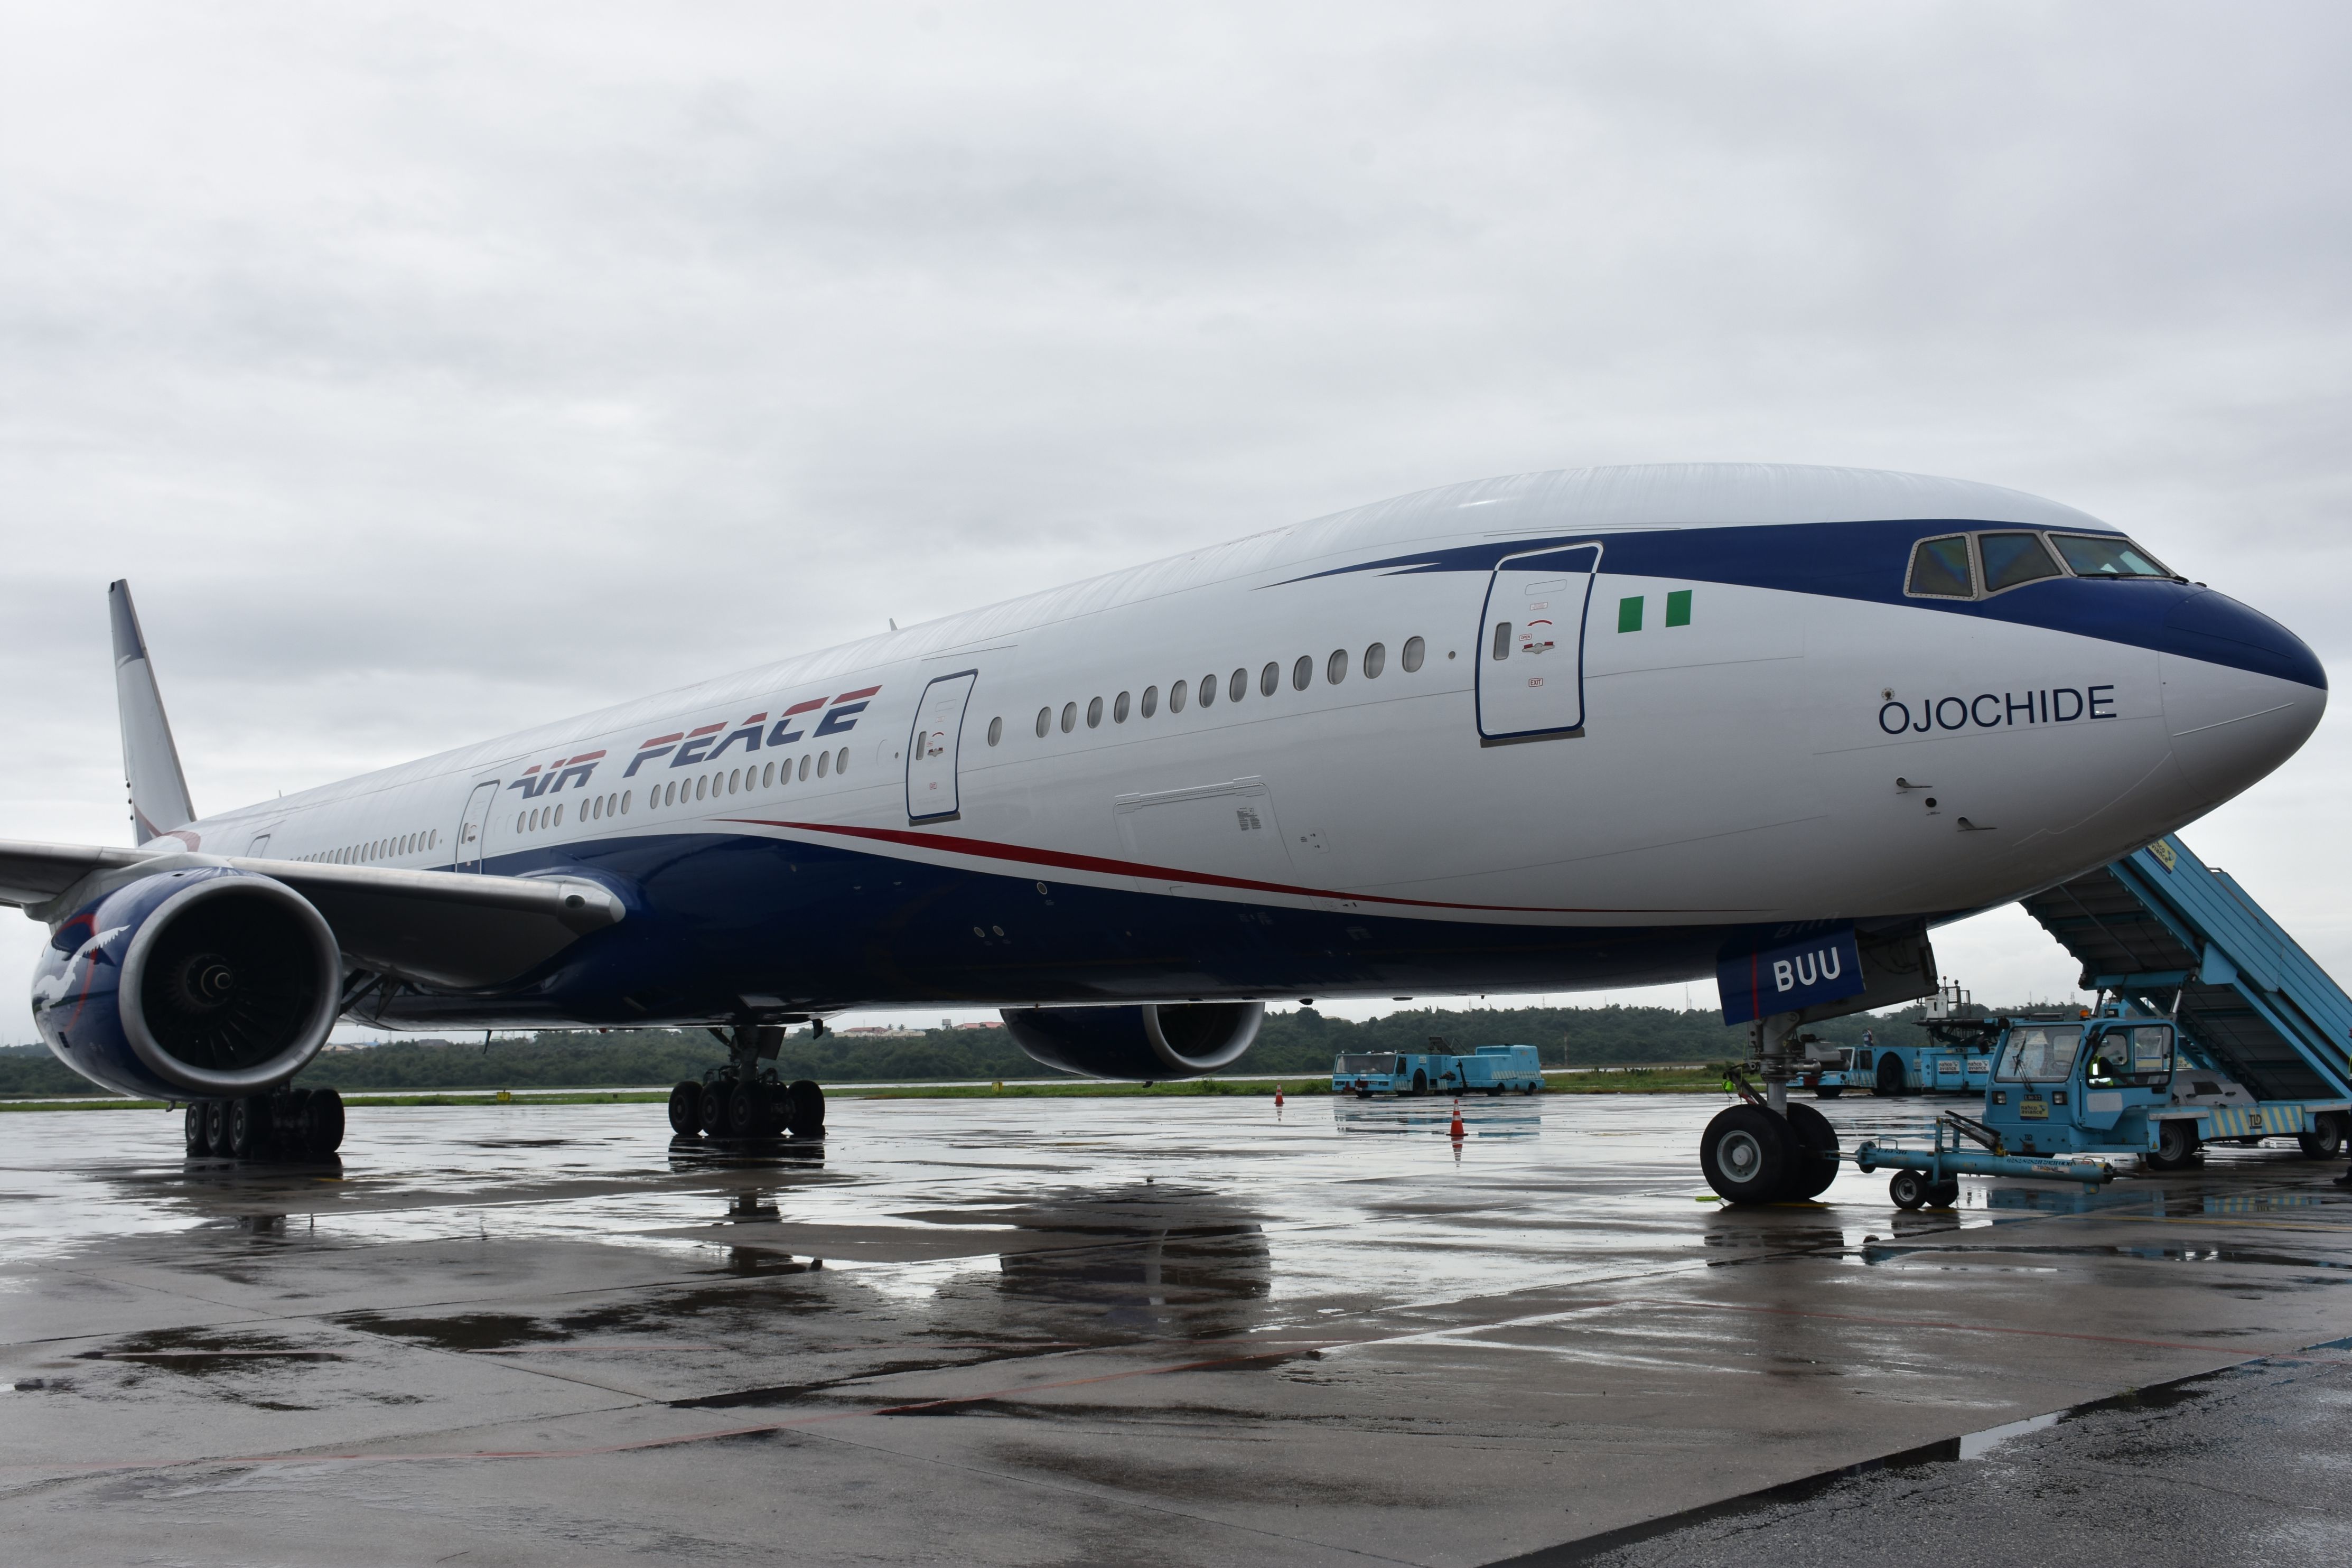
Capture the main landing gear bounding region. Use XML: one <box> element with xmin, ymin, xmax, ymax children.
<box><xmin>668</xmin><ymin>1023</ymin><xmax>825</xmax><ymax>1142</ymax></box>
<box><xmin>181</xmin><ymin>1087</ymin><xmax>346</xmax><ymax>1161</ymax></box>
<box><xmin>1701</xmin><ymin>1015</ymin><xmax>1841</xmax><ymax>1206</ymax></box>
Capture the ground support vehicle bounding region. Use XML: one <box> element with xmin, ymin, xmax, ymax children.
<box><xmin>2018</xmin><ymin>835</ymin><xmax>2352</xmax><ymax>1168</ymax></box>
<box><xmin>1454</xmin><ymin>1044</ymin><xmax>1544</xmax><ymax>1095</ymax></box>
<box><xmin>1332</xmin><ymin>1051</ymin><xmax>1453</xmax><ymax>1096</ymax></box>
<box><xmin>1856</xmin><ymin>1110</ymin><xmax>2118</xmax><ymax>1209</ymax></box>
<box><xmin>1332</xmin><ymin>1043</ymin><xmax>1545</xmax><ymax>1096</ymax></box>
<box><xmin>1836</xmin><ymin>983</ymin><xmax>2000</xmax><ymax>1097</ymax></box>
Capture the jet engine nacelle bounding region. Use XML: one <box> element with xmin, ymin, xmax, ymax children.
<box><xmin>32</xmin><ymin>867</ymin><xmax>341</xmax><ymax>1100</ymax></box>
<box><xmin>1001</xmin><ymin>1001</ymin><xmax>1264</xmax><ymax>1080</ymax></box>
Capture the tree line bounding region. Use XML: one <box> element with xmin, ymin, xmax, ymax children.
<box><xmin>0</xmin><ymin>997</ymin><xmax>1975</xmax><ymax>1096</ymax></box>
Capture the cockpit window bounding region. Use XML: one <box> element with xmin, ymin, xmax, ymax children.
<box><xmin>1979</xmin><ymin>532</ymin><xmax>2064</xmax><ymax>593</ymax></box>
<box><xmin>1906</xmin><ymin>535</ymin><xmax>1974</xmax><ymax>598</ymax></box>
<box><xmin>2050</xmin><ymin>533</ymin><xmax>2174</xmax><ymax>580</ymax></box>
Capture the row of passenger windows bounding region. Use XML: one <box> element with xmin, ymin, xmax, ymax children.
<box><xmin>515</xmin><ymin>746</ymin><xmax>856</xmax><ymax>834</ymax></box>
<box><xmin>990</xmin><ymin>637</ymin><xmax>1426</xmax><ymax>744</ymax></box>
<box><xmin>1907</xmin><ymin>530</ymin><xmax>2177</xmax><ymax>600</ymax></box>
<box><xmin>297</xmin><ymin>828</ymin><xmax>439</xmax><ymax>866</ymax></box>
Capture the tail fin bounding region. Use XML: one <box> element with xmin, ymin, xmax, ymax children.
<box><xmin>108</xmin><ymin>580</ymin><xmax>195</xmax><ymax>845</ymax></box>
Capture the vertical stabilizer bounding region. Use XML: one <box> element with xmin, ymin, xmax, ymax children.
<box><xmin>108</xmin><ymin>581</ymin><xmax>195</xmax><ymax>845</ymax></box>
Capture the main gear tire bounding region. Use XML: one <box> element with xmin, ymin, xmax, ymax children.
<box><xmin>1701</xmin><ymin>1105</ymin><xmax>1797</xmax><ymax>1205</ymax></box>
<box><xmin>1874</xmin><ymin>1055</ymin><xmax>1906</xmax><ymax>1097</ymax></box>
<box><xmin>785</xmin><ymin>1079</ymin><xmax>826</xmax><ymax>1138</ymax></box>
<box><xmin>300</xmin><ymin>1088</ymin><xmax>346</xmax><ymax>1157</ymax></box>
<box><xmin>226</xmin><ymin>1096</ymin><xmax>268</xmax><ymax>1160</ymax></box>
<box><xmin>184</xmin><ymin>1103</ymin><xmax>210</xmax><ymax>1156</ymax></box>
<box><xmin>668</xmin><ymin>1081</ymin><xmax>703</xmax><ymax>1136</ymax></box>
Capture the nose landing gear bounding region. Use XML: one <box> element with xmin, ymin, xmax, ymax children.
<box><xmin>1701</xmin><ymin>1022</ymin><xmax>1843</xmax><ymax>1205</ymax></box>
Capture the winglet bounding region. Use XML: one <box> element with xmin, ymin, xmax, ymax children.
<box><xmin>108</xmin><ymin>581</ymin><xmax>195</xmax><ymax>845</ymax></box>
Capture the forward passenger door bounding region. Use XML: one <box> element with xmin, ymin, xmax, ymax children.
<box><xmin>906</xmin><ymin>670</ymin><xmax>978</xmax><ymax>824</ymax></box>
<box><xmin>1476</xmin><ymin>544</ymin><xmax>1600</xmax><ymax>744</ymax></box>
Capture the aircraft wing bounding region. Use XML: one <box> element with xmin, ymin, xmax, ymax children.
<box><xmin>0</xmin><ymin>838</ymin><xmax>625</xmax><ymax>988</ymax></box>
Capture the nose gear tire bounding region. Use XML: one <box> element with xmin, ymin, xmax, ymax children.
<box><xmin>1780</xmin><ymin>1102</ymin><xmax>1841</xmax><ymax>1200</ymax></box>
<box><xmin>1701</xmin><ymin>1105</ymin><xmax>1797</xmax><ymax>1205</ymax></box>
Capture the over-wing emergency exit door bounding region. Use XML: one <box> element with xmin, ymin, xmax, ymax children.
<box><xmin>1475</xmin><ymin>544</ymin><xmax>1601</xmax><ymax>744</ymax></box>
<box><xmin>905</xmin><ymin>670</ymin><xmax>978</xmax><ymax>823</ymax></box>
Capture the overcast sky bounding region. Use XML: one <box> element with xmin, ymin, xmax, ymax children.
<box><xmin>4</xmin><ymin>3</ymin><xmax>2349</xmax><ymax>1037</ymax></box>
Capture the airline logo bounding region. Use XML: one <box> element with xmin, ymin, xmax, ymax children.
<box><xmin>622</xmin><ymin>686</ymin><xmax>881</xmax><ymax>778</ymax></box>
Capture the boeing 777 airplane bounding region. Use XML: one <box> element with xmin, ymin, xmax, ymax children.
<box><xmin>0</xmin><ymin>464</ymin><xmax>2323</xmax><ymax>1201</ymax></box>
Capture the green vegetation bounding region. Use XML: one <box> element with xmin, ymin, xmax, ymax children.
<box><xmin>0</xmin><ymin>997</ymin><xmax>1970</xmax><ymax>1099</ymax></box>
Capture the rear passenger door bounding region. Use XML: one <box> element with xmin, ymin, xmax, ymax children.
<box><xmin>1477</xmin><ymin>544</ymin><xmax>1600</xmax><ymax>744</ymax></box>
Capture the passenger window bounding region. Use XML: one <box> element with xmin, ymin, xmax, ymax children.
<box><xmin>1141</xmin><ymin>685</ymin><xmax>1158</xmax><ymax>717</ymax></box>
<box><xmin>1980</xmin><ymin>532</ymin><xmax>2063</xmax><ymax>592</ymax></box>
<box><xmin>762</xmin><ymin>761</ymin><xmax>775</xmax><ymax>786</ymax></box>
<box><xmin>1199</xmin><ymin>675</ymin><xmax>1216</xmax><ymax>708</ymax></box>
<box><xmin>620</xmin><ymin>791</ymin><xmax>630</xmax><ymax>814</ymax></box>
<box><xmin>1060</xmin><ymin>701</ymin><xmax>1077</xmax><ymax>733</ymax></box>
<box><xmin>1259</xmin><ymin>662</ymin><xmax>1278</xmax><ymax>697</ymax></box>
<box><xmin>1292</xmin><ymin>656</ymin><xmax>1311</xmax><ymax>690</ymax></box>
<box><xmin>695</xmin><ymin>776</ymin><xmax>707</xmax><ymax>801</ymax></box>
<box><xmin>1087</xmin><ymin>696</ymin><xmax>1103</xmax><ymax>728</ymax></box>
<box><xmin>1326</xmin><ymin>649</ymin><xmax>1347</xmax><ymax>684</ymax></box>
<box><xmin>1035</xmin><ymin>706</ymin><xmax>1051</xmax><ymax>738</ymax></box>
<box><xmin>1402</xmin><ymin>636</ymin><xmax>1424</xmax><ymax>672</ymax></box>
<box><xmin>1230</xmin><ymin>668</ymin><xmax>1247</xmax><ymax>703</ymax></box>
<box><xmin>1113</xmin><ymin>691</ymin><xmax>1130</xmax><ymax>723</ymax></box>
<box><xmin>836</xmin><ymin>747</ymin><xmax>848</xmax><ymax>774</ymax></box>
<box><xmin>816</xmin><ymin>750</ymin><xmax>830</xmax><ymax>777</ymax></box>
<box><xmin>2049</xmin><ymin>533</ymin><xmax>2175</xmax><ymax>579</ymax></box>
<box><xmin>516</xmin><ymin>814</ymin><xmax>525</xmax><ymax>833</ymax></box>
<box><xmin>554</xmin><ymin>804</ymin><xmax>565</xmax><ymax>826</ymax></box>
<box><xmin>1364</xmin><ymin>642</ymin><xmax>1386</xmax><ymax>678</ymax></box>
<box><xmin>1492</xmin><ymin>621</ymin><xmax>1512</xmax><ymax>660</ymax></box>
<box><xmin>1166</xmin><ymin>680</ymin><xmax>1184</xmax><ymax>713</ymax></box>
<box><xmin>1907</xmin><ymin>535</ymin><xmax>1974</xmax><ymax>597</ymax></box>
<box><xmin>798</xmin><ymin>754</ymin><xmax>811</xmax><ymax>781</ymax></box>
<box><xmin>987</xmin><ymin>717</ymin><xmax>1002</xmax><ymax>746</ymax></box>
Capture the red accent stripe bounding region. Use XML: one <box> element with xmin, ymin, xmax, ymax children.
<box><xmin>781</xmin><ymin>698</ymin><xmax>825</xmax><ymax>717</ymax></box>
<box><xmin>833</xmin><ymin>686</ymin><xmax>881</xmax><ymax>704</ymax></box>
<box><xmin>741</xmin><ymin>712</ymin><xmax>768</xmax><ymax>724</ymax></box>
<box><xmin>686</xmin><ymin>722</ymin><xmax>725</xmax><ymax>738</ymax></box>
<box><xmin>723</xmin><ymin>816</ymin><xmax>1703</xmax><ymax>916</ymax></box>
<box><xmin>565</xmin><ymin>750</ymin><xmax>609</xmax><ymax>765</ymax></box>
<box><xmin>521</xmin><ymin>764</ymin><xmax>542</xmax><ymax>776</ymax></box>
<box><xmin>639</xmin><ymin>733</ymin><xmax>685</xmax><ymax>749</ymax></box>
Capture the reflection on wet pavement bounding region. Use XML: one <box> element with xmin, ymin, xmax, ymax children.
<box><xmin>4</xmin><ymin>1093</ymin><xmax>2351</xmax><ymax>1565</ymax></box>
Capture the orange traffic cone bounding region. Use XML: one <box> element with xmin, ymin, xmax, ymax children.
<box><xmin>1449</xmin><ymin>1100</ymin><xmax>1464</xmax><ymax>1140</ymax></box>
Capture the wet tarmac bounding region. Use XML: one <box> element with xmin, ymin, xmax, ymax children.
<box><xmin>3</xmin><ymin>1091</ymin><xmax>2349</xmax><ymax>1566</ymax></box>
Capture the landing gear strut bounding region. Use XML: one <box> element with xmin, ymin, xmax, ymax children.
<box><xmin>181</xmin><ymin>1087</ymin><xmax>345</xmax><ymax>1161</ymax></box>
<box><xmin>669</xmin><ymin>1024</ymin><xmax>824</xmax><ymax>1142</ymax></box>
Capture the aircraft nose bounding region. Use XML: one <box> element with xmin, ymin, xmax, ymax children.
<box><xmin>2160</xmin><ymin>588</ymin><xmax>2327</xmax><ymax>803</ymax></box>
